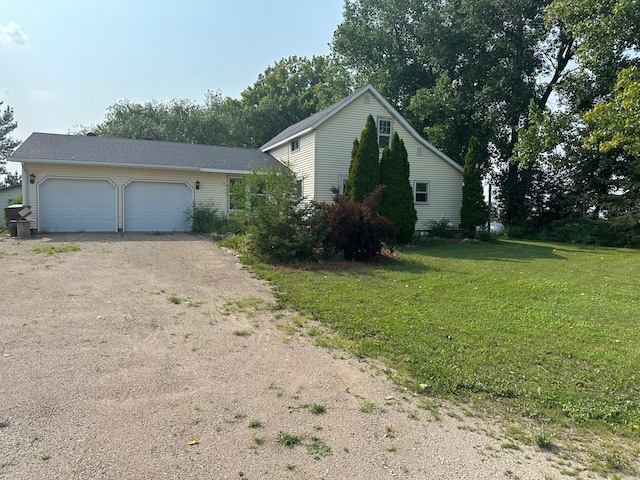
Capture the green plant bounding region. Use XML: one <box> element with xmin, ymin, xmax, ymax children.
<box><xmin>360</xmin><ymin>401</ymin><xmax>376</xmax><ymax>413</ymax></box>
<box><xmin>31</xmin><ymin>244</ymin><xmax>80</xmax><ymax>255</ymax></box>
<box><xmin>460</xmin><ymin>136</ymin><xmax>488</xmax><ymax>238</ymax></box>
<box><xmin>168</xmin><ymin>293</ymin><xmax>181</xmax><ymax>304</ymax></box>
<box><xmin>306</xmin><ymin>437</ymin><xmax>332</xmax><ymax>459</ymax></box>
<box><xmin>531</xmin><ymin>428</ymin><xmax>555</xmax><ymax>450</ymax></box>
<box><xmin>320</xmin><ymin>186</ymin><xmax>396</xmax><ymax>261</ymax></box>
<box><xmin>277</xmin><ymin>432</ymin><xmax>301</xmax><ymax>448</ymax></box>
<box><xmin>379</xmin><ymin>132</ymin><xmax>418</xmax><ymax>244</ymax></box>
<box><xmin>384</xmin><ymin>425</ymin><xmax>395</xmax><ymax>438</ymax></box>
<box><xmin>427</xmin><ymin>217</ymin><xmax>455</xmax><ymax>238</ymax></box>
<box><xmin>253</xmin><ymin>436</ymin><xmax>265</xmax><ymax>446</ymax></box>
<box><xmin>248</xmin><ymin>420</ymin><xmax>262</xmax><ymax>428</ymax></box>
<box><xmin>233</xmin><ymin>330</ymin><xmax>252</xmax><ymax>337</ymax></box>
<box><xmin>229</xmin><ymin>167</ymin><xmax>328</xmax><ymax>263</ymax></box>
<box><xmin>344</xmin><ymin>114</ymin><xmax>380</xmax><ymax>203</ymax></box>
<box><xmin>309</xmin><ymin>403</ymin><xmax>326</xmax><ymax>415</ymax></box>
<box><xmin>185</xmin><ymin>201</ymin><xmax>230</xmax><ymax>235</ymax></box>
<box><xmin>0</xmin><ymin>420</ymin><xmax>9</xmax><ymax>428</ymax></box>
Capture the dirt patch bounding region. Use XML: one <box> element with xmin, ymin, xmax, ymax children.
<box><xmin>0</xmin><ymin>233</ymin><xmax>582</xmax><ymax>479</ymax></box>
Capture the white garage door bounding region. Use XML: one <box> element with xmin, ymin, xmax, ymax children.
<box><xmin>124</xmin><ymin>181</ymin><xmax>193</xmax><ymax>232</ymax></box>
<box><xmin>39</xmin><ymin>178</ymin><xmax>117</xmax><ymax>232</ymax></box>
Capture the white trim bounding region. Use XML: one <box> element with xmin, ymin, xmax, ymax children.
<box><xmin>414</xmin><ymin>180</ymin><xmax>430</xmax><ymax>204</ymax></box>
<box><xmin>377</xmin><ymin>116</ymin><xmax>393</xmax><ymax>149</ymax></box>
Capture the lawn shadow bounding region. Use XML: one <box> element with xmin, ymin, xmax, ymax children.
<box><xmin>407</xmin><ymin>239</ymin><xmax>568</xmax><ymax>262</ymax></box>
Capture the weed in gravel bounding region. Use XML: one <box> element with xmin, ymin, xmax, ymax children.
<box><xmin>0</xmin><ymin>420</ymin><xmax>9</xmax><ymax>428</ymax></box>
<box><xmin>306</xmin><ymin>437</ymin><xmax>332</xmax><ymax>459</ymax></box>
<box><xmin>277</xmin><ymin>432</ymin><xmax>301</xmax><ymax>448</ymax></box>
<box><xmin>531</xmin><ymin>428</ymin><xmax>556</xmax><ymax>451</ymax></box>
<box><xmin>40</xmin><ymin>455</ymin><xmax>50</xmax><ymax>461</ymax></box>
<box><xmin>285</xmin><ymin>464</ymin><xmax>295</xmax><ymax>470</ymax></box>
<box><xmin>310</xmin><ymin>403</ymin><xmax>326</xmax><ymax>415</ymax></box>
<box><xmin>168</xmin><ymin>293</ymin><xmax>181</xmax><ymax>304</ymax></box>
<box><xmin>248</xmin><ymin>420</ymin><xmax>262</xmax><ymax>428</ymax></box>
<box><xmin>234</xmin><ymin>330</ymin><xmax>252</xmax><ymax>337</ymax></box>
<box><xmin>501</xmin><ymin>441</ymin><xmax>521</xmax><ymax>451</ymax></box>
<box><xmin>32</xmin><ymin>244</ymin><xmax>80</xmax><ymax>255</ymax></box>
<box><xmin>384</xmin><ymin>425</ymin><xmax>395</xmax><ymax>438</ymax></box>
<box><xmin>360</xmin><ymin>401</ymin><xmax>376</xmax><ymax>413</ymax></box>
<box><xmin>253</xmin><ymin>436</ymin><xmax>265</xmax><ymax>446</ymax></box>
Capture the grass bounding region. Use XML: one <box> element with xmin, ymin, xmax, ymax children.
<box><xmin>31</xmin><ymin>243</ymin><xmax>80</xmax><ymax>255</ymax></box>
<box><xmin>310</xmin><ymin>403</ymin><xmax>326</xmax><ymax>415</ymax></box>
<box><xmin>277</xmin><ymin>432</ymin><xmax>301</xmax><ymax>448</ymax></box>
<box><xmin>248</xmin><ymin>239</ymin><xmax>640</xmax><ymax>435</ymax></box>
<box><xmin>306</xmin><ymin>437</ymin><xmax>332</xmax><ymax>459</ymax></box>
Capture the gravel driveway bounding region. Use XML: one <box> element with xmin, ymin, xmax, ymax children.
<box><xmin>1</xmin><ymin>233</ymin><xmax>567</xmax><ymax>479</ymax></box>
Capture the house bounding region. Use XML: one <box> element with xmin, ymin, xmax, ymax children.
<box><xmin>9</xmin><ymin>85</ymin><xmax>463</xmax><ymax>233</ymax></box>
<box><xmin>9</xmin><ymin>135</ymin><xmax>282</xmax><ymax>233</ymax></box>
<box><xmin>261</xmin><ymin>84</ymin><xmax>464</xmax><ymax>229</ymax></box>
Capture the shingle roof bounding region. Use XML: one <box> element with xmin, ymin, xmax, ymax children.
<box><xmin>10</xmin><ymin>133</ymin><xmax>283</xmax><ymax>173</ymax></box>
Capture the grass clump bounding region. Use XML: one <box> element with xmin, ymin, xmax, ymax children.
<box><xmin>248</xmin><ymin>420</ymin><xmax>262</xmax><ymax>428</ymax></box>
<box><xmin>168</xmin><ymin>293</ymin><xmax>181</xmax><ymax>305</ymax></box>
<box><xmin>277</xmin><ymin>432</ymin><xmax>301</xmax><ymax>448</ymax></box>
<box><xmin>306</xmin><ymin>437</ymin><xmax>332</xmax><ymax>459</ymax></box>
<box><xmin>310</xmin><ymin>403</ymin><xmax>326</xmax><ymax>415</ymax></box>
<box><xmin>32</xmin><ymin>243</ymin><xmax>80</xmax><ymax>255</ymax></box>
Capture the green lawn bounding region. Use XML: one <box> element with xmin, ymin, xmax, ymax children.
<box><xmin>250</xmin><ymin>239</ymin><xmax>640</xmax><ymax>435</ymax></box>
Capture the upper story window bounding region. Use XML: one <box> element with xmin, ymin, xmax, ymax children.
<box><xmin>377</xmin><ymin>117</ymin><xmax>393</xmax><ymax>149</ymax></box>
<box><xmin>338</xmin><ymin>174</ymin><xmax>348</xmax><ymax>195</ymax></box>
<box><xmin>291</xmin><ymin>138</ymin><xmax>300</xmax><ymax>151</ymax></box>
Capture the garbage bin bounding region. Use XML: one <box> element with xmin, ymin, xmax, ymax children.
<box><xmin>4</xmin><ymin>205</ymin><xmax>32</xmax><ymax>238</ymax></box>
<box><xmin>17</xmin><ymin>219</ymin><xmax>30</xmax><ymax>238</ymax></box>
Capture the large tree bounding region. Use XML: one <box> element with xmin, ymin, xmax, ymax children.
<box><xmin>379</xmin><ymin>132</ymin><xmax>417</xmax><ymax>243</ymax></box>
<box><xmin>344</xmin><ymin>115</ymin><xmax>380</xmax><ymax>202</ymax></box>
<box><xmin>1</xmin><ymin>102</ymin><xmax>19</xmax><ymax>175</ymax></box>
<box><xmin>332</xmin><ymin>0</ymin><xmax>576</xmax><ymax>226</ymax></box>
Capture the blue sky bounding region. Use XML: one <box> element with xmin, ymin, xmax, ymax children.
<box><xmin>1</xmin><ymin>0</ymin><xmax>345</xmax><ymax>153</ymax></box>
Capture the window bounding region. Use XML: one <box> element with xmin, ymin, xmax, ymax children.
<box><xmin>416</xmin><ymin>146</ymin><xmax>423</xmax><ymax>156</ymax></box>
<box><xmin>414</xmin><ymin>181</ymin><xmax>429</xmax><ymax>203</ymax></box>
<box><xmin>296</xmin><ymin>178</ymin><xmax>303</xmax><ymax>198</ymax></box>
<box><xmin>228</xmin><ymin>176</ymin><xmax>242</xmax><ymax>211</ymax></box>
<box><xmin>377</xmin><ymin>117</ymin><xmax>393</xmax><ymax>148</ymax></box>
<box><xmin>338</xmin><ymin>174</ymin><xmax>348</xmax><ymax>195</ymax></box>
<box><xmin>291</xmin><ymin>138</ymin><xmax>300</xmax><ymax>151</ymax></box>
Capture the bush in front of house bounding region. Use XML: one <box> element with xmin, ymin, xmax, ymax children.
<box><xmin>186</xmin><ymin>201</ymin><xmax>233</xmax><ymax>235</ymax></box>
<box><xmin>320</xmin><ymin>186</ymin><xmax>396</xmax><ymax>261</ymax></box>
<box><xmin>230</xmin><ymin>167</ymin><xmax>328</xmax><ymax>263</ymax></box>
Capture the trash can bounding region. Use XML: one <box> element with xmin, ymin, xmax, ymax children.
<box><xmin>17</xmin><ymin>219</ymin><xmax>31</xmax><ymax>239</ymax></box>
<box><xmin>4</xmin><ymin>205</ymin><xmax>32</xmax><ymax>238</ymax></box>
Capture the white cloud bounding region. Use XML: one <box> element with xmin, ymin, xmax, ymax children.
<box><xmin>0</xmin><ymin>22</ymin><xmax>30</xmax><ymax>52</ymax></box>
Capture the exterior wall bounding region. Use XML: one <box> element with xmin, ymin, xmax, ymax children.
<box><xmin>22</xmin><ymin>162</ymin><xmax>233</xmax><ymax>231</ymax></box>
<box><xmin>266</xmin><ymin>132</ymin><xmax>316</xmax><ymax>200</ymax></box>
<box><xmin>314</xmin><ymin>95</ymin><xmax>463</xmax><ymax>227</ymax></box>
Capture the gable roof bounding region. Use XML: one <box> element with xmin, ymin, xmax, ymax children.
<box><xmin>10</xmin><ymin>133</ymin><xmax>283</xmax><ymax>174</ymax></box>
<box><xmin>260</xmin><ymin>84</ymin><xmax>463</xmax><ymax>174</ymax></box>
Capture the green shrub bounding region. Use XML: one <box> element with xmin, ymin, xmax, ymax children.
<box><xmin>475</xmin><ymin>229</ymin><xmax>497</xmax><ymax>242</ymax></box>
<box><xmin>185</xmin><ymin>201</ymin><xmax>230</xmax><ymax>235</ymax></box>
<box><xmin>320</xmin><ymin>186</ymin><xmax>395</xmax><ymax>261</ymax></box>
<box><xmin>427</xmin><ymin>217</ymin><xmax>456</xmax><ymax>238</ymax></box>
<box><xmin>230</xmin><ymin>168</ymin><xmax>328</xmax><ymax>263</ymax></box>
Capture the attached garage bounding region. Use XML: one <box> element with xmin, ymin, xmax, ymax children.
<box><xmin>38</xmin><ymin>178</ymin><xmax>117</xmax><ymax>232</ymax></box>
<box><xmin>9</xmin><ymin>133</ymin><xmax>284</xmax><ymax>233</ymax></box>
<box><xmin>124</xmin><ymin>181</ymin><xmax>193</xmax><ymax>232</ymax></box>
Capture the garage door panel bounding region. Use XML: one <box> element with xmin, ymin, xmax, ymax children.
<box><xmin>39</xmin><ymin>179</ymin><xmax>117</xmax><ymax>232</ymax></box>
<box><xmin>124</xmin><ymin>182</ymin><xmax>193</xmax><ymax>232</ymax></box>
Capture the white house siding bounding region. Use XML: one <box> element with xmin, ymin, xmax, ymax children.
<box><xmin>267</xmin><ymin>133</ymin><xmax>316</xmax><ymax>200</ymax></box>
<box><xmin>23</xmin><ymin>162</ymin><xmax>230</xmax><ymax>231</ymax></box>
<box><xmin>314</xmin><ymin>94</ymin><xmax>463</xmax><ymax>227</ymax></box>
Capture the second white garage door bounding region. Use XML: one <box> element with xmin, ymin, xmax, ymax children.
<box><xmin>124</xmin><ymin>181</ymin><xmax>193</xmax><ymax>232</ymax></box>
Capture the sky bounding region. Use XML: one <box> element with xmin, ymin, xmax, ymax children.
<box><xmin>1</xmin><ymin>0</ymin><xmax>346</xmax><ymax>173</ymax></box>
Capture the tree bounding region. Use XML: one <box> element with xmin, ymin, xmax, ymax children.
<box><xmin>344</xmin><ymin>115</ymin><xmax>380</xmax><ymax>202</ymax></box>
<box><xmin>332</xmin><ymin>0</ymin><xmax>576</xmax><ymax>226</ymax></box>
<box><xmin>1</xmin><ymin>102</ymin><xmax>19</xmax><ymax>175</ymax></box>
<box><xmin>1</xmin><ymin>171</ymin><xmax>21</xmax><ymax>187</ymax></box>
<box><xmin>379</xmin><ymin>132</ymin><xmax>417</xmax><ymax>243</ymax></box>
<box><xmin>460</xmin><ymin>137</ymin><xmax>487</xmax><ymax>237</ymax></box>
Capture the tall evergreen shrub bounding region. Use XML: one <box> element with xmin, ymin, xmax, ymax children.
<box><xmin>379</xmin><ymin>132</ymin><xmax>418</xmax><ymax>244</ymax></box>
<box><xmin>460</xmin><ymin>136</ymin><xmax>487</xmax><ymax>238</ymax></box>
<box><xmin>344</xmin><ymin>115</ymin><xmax>380</xmax><ymax>202</ymax></box>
